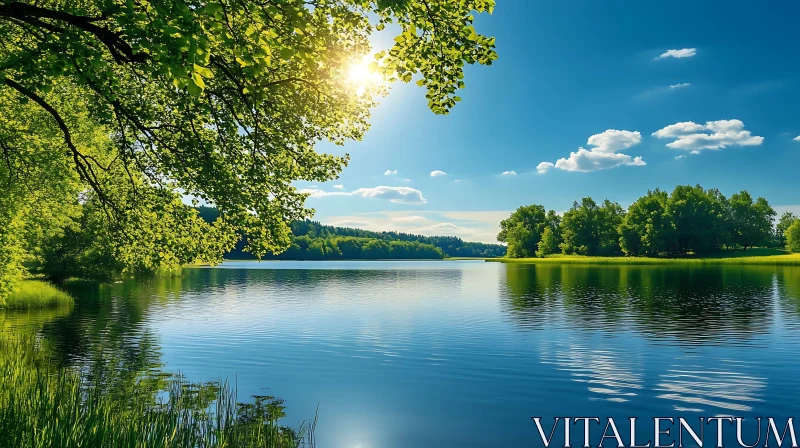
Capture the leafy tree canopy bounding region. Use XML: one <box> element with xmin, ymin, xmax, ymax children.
<box><xmin>500</xmin><ymin>185</ymin><xmax>780</xmax><ymax>260</ymax></box>
<box><xmin>560</xmin><ymin>198</ymin><xmax>623</xmax><ymax>257</ymax></box>
<box><xmin>618</xmin><ymin>189</ymin><xmax>673</xmax><ymax>257</ymax></box>
<box><xmin>535</xmin><ymin>226</ymin><xmax>559</xmax><ymax>258</ymax></box>
<box><xmin>728</xmin><ymin>191</ymin><xmax>776</xmax><ymax>250</ymax></box>
<box><xmin>497</xmin><ymin>204</ymin><xmax>548</xmax><ymax>258</ymax></box>
<box><xmin>0</xmin><ymin>0</ymin><xmax>498</xmax><ymax>291</ymax></box>
<box><xmin>787</xmin><ymin>220</ymin><xmax>800</xmax><ymax>253</ymax></box>
<box><xmin>777</xmin><ymin>212</ymin><xmax>798</xmax><ymax>243</ymax></box>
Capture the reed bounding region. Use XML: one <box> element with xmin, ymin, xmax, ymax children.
<box><xmin>0</xmin><ymin>337</ymin><xmax>314</xmax><ymax>448</ymax></box>
<box><xmin>2</xmin><ymin>280</ymin><xmax>74</xmax><ymax>309</ymax></box>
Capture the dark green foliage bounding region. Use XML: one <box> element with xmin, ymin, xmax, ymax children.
<box><xmin>535</xmin><ymin>227</ymin><xmax>560</xmax><ymax>257</ymax></box>
<box><xmin>619</xmin><ymin>189</ymin><xmax>674</xmax><ymax>256</ymax></box>
<box><xmin>788</xmin><ymin>220</ymin><xmax>800</xmax><ymax>253</ymax></box>
<box><xmin>728</xmin><ymin>191</ymin><xmax>776</xmax><ymax>250</ymax></box>
<box><xmin>498</xmin><ymin>205</ymin><xmax>548</xmax><ymax>258</ymax></box>
<box><xmin>666</xmin><ymin>185</ymin><xmax>728</xmax><ymax>255</ymax></box>
<box><xmin>559</xmin><ymin>198</ymin><xmax>624</xmax><ymax>256</ymax></box>
<box><xmin>619</xmin><ymin>186</ymin><xmax>776</xmax><ymax>256</ymax></box>
<box><xmin>267</xmin><ymin>236</ymin><xmax>446</xmax><ymax>260</ymax></box>
<box><xmin>777</xmin><ymin>212</ymin><xmax>798</xmax><ymax>247</ymax></box>
<box><xmin>504</xmin><ymin>185</ymin><xmax>779</xmax><ymax>259</ymax></box>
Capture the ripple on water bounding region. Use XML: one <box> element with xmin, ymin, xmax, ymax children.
<box><xmin>18</xmin><ymin>261</ymin><xmax>800</xmax><ymax>448</ymax></box>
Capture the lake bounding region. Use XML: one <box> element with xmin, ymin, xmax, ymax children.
<box><xmin>5</xmin><ymin>260</ymin><xmax>800</xmax><ymax>447</ymax></box>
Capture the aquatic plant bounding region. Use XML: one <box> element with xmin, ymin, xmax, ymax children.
<box><xmin>2</xmin><ymin>280</ymin><xmax>73</xmax><ymax>309</ymax></box>
<box><xmin>0</xmin><ymin>337</ymin><xmax>315</xmax><ymax>447</ymax></box>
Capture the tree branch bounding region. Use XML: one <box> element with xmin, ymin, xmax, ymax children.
<box><xmin>0</xmin><ymin>2</ymin><xmax>148</xmax><ymax>64</ymax></box>
<box><xmin>3</xmin><ymin>77</ymin><xmax>118</xmax><ymax>214</ymax></box>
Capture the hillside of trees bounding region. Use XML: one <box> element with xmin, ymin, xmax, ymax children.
<box><xmin>499</xmin><ymin>185</ymin><xmax>800</xmax><ymax>258</ymax></box>
<box><xmin>197</xmin><ymin>208</ymin><xmax>507</xmax><ymax>260</ymax></box>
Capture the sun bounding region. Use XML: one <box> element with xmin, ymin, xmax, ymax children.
<box><xmin>346</xmin><ymin>54</ymin><xmax>383</xmax><ymax>90</ymax></box>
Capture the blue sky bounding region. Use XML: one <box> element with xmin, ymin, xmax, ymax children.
<box><xmin>298</xmin><ymin>0</ymin><xmax>800</xmax><ymax>244</ymax></box>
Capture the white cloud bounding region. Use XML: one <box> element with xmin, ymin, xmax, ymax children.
<box><xmin>656</xmin><ymin>48</ymin><xmax>697</xmax><ymax>59</ymax></box>
<box><xmin>552</xmin><ymin>149</ymin><xmax>646</xmax><ymax>172</ymax></box>
<box><xmin>393</xmin><ymin>216</ymin><xmax>429</xmax><ymax>223</ymax></box>
<box><xmin>675</xmin><ymin>155</ymin><xmax>686</xmax><ymax>160</ymax></box>
<box><xmin>794</xmin><ymin>135</ymin><xmax>800</xmax><ymax>142</ymax></box>
<box><xmin>586</xmin><ymin>129</ymin><xmax>641</xmax><ymax>153</ymax></box>
<box><xmin>537</xmin><ymin>129</ymin><xmax>646</xmax><ymax>173</ymax></box>
<box><xmin>300</xmin><ymin>185</ymin><xmax>426</xmax><ymax>205</ymax></box>
<box><xmin>501</xmin><ymin>170</ymin><xmax>518</xmax><ymax>176</ymax></box>
<box><xmin>351</xmin><ymin>186</ymin><xmax>426</xmax><ymax>204</ymax></box>
<box><xmin>332</xmin><ymin>184</ymin><xmax>344</xmax><ymax>189</ymax></box>
<box><xmin>670</xmin><ymin>82</ymin><xmax>691</xmax><ymax>89</ymax></box>
<box><xmin>536</xmin><ymin>162</ymin><xmax>554</xmax><ymax>174</ymax></box>
<box><xmin>399</xmin><ymin>178</ymin><xmax>412</xmax><ymax>183</ymax></box>
<box><xmin>298</xmin><ymin>187</ymin><xmax>352</xmax><ymax>198</ymax></box>
<box><xmin>690</xmin><ymin>150</ymin><xmax>701</xmax><ymax>155</ymax></box>
<box><xmin>652</xmin><ymin>119</ymin><xmax>764</xmax><ymax>152</ymax></box>
<box><xmin>430</xmin><ymin>170</ymin><xmax>447</xmax><ymax>177</ymax></box>
<box><xmin>384</xmin><ymin>169</ymin><xmax>397</xmax><ymax>176</ymax></box>
<box><xmin>628</xmin><ymin>156</ymin><xmax>646</xmax><ymax>166</ymax></box>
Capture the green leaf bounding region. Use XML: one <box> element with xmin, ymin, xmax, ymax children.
<box><xmin>193</xmin><ymin>64</ymin><xmax>214</xmax><ymax>78</ymax></box>
<box><xmin>279</xmin><ymin>48</ymin><xmax>293</xmax><ymax>60</ymax></box>
<box><xmin>205</xmin><ymin>2</ymin><xmax>223</xmax><ymax>14</ymax></box>
<box><xmin>191</xmin><ymin>72</ymin><xmax>206</xmax><ymax>89</ymax></box>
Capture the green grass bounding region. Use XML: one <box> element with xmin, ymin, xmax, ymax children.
<box><xmin>489</xmin><ymin>248</ymin><xmax>800</xmax><ymax>266</ymax></box>
<box><xmin>2</xmin><ymin>280</ymin><xmax>74</xmax><ymax>310</ymax></box>
<box><xmin>0</xmin><ymin>336</ymin><xmax>315</xmax><ymax>448</ymax></box>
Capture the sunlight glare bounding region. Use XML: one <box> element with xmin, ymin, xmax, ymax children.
<box><xmin>346</xmin><ymin>54</ymin><xmax>383</xmax><ymax>94</ymax></box>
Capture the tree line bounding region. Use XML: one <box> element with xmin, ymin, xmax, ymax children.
<box><xmin>499</xmin><ymin>185</ymin><xmax>800</xmax><ymax>258</ymax></box>
<box><xmin>197</xmin><ymin>208</ymin><xmax>507</xmax><ymax>260</ymax></box>
<box><xmin>262</xmin><ymin>236</ymin><xmax>447</xmax><ymax>260</ymax></box>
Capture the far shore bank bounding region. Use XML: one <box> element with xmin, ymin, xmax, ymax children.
<box><xmin>212</xmin><ymin>257</ymin><xmax>491</xmax><ymax>263</ymax></box>
<box><xmin>488</xmin><ymin>249</ymin><xmax>800</xmax><ymax>266</ymax></box>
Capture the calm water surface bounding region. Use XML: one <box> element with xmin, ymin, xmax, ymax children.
<box><xmin>6</xmin><ymin>261</ymin><xmax>800</xmax><ymax>447</ymax></box>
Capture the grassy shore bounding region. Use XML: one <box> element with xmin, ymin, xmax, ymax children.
<box><xmin>488</xmin><ymin>248</ymin><xmax>800</xmax><ymax>266</ymax></box>
<box><xmin>0</xmin><ymin>336</ymin><xmax>315</xmax><ymax>448</ymax></box>
<box><xmin>1</xmin><ymin>281</ymin><xmax>74</xmax><ymax>310</ymax></box>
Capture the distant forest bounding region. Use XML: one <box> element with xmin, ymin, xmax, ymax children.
<box><xmin>197</xmin><ymin>207</ymin><xmax>507</xmax><ymax>260</ymax></box>
<box><xmin>499</xmin><ymin>185</ymin><xmax>800</xmax><ymax>258</ymax></box>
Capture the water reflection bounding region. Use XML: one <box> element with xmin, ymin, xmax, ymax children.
<box><xmin>656</xmin><ymin>358</ymin><xmax>765</xmax><ymax>413</ymax></box>
<box><xmin>499</xmin><ymin>264</ymin><xmax>798</xmax><ymax>344</ymax></box>
<box><xmin>2</xmin><ymin>261</ymin><xmax>799</xmax><ymax>448</ymax></box>
<box><xmin>539</xmin><ymin>341</ymin><xmax>643</xmax><ymax>403</ymax></box>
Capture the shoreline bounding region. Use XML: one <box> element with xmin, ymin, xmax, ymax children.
<box><xmin>487</xmin><ymin>252</ymin><xmax>800</xmax><ymax>266</ymax></box>
<box><xmin>213</xmin><ymin>257</ymin><xmax>490</xmax><ymax>263</ymax></box>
